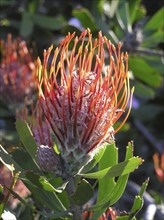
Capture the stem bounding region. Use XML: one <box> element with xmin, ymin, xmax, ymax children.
<box><xmin>66</xmin><ymin>177</ymin><xmax>83</xmax><ymax>220</ymax></box>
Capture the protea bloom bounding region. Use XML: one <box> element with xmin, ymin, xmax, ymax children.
<box><xmin>37</xmin><ymin>29</ymin><xmax>133</xmax><ymax>175</ymax></box>
<box><xmin>0</xmin><ymin>34</ymin><xmax>36</xmax><ymax>112</ymax></box>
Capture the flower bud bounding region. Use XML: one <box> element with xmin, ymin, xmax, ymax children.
<box><xmin>37</xmin><ymin>145</ymin><xmax>61</xmax><ymax>176</ymax></box>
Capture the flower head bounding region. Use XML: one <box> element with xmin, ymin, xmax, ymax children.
<box><xmin>0</xmin><ymin>34</ymin><xmax>36</xmax><ymax>111</ymax></box>
<box><xmin>37</xmin><ymin>29</ymin><xmax>133</xmax><ymax>175</ymax></box>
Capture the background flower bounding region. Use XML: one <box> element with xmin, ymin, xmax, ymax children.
<box><xmin>0</xmin><ymin>34</ymin><xmax>36</xmax><ymax>112</ymax></box>
<box><xmin>153</xmin><ymin>151</ymin><xmax>164</xmax><ymax>183</ymax></box>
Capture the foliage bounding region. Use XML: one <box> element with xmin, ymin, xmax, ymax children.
<box><xmin>0</xmin><ymin>120</ymin><xmax>145</xmax><ymax>219</ymax></box>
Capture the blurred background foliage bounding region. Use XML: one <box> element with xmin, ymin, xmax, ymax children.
<box><xmin>0</xmin><ymin>0</ymin><xmax>164</xmax><ymax>219</ymax></box>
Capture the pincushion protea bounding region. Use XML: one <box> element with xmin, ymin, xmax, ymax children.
<box><xmin>0</xmin><ymin>34</ymin><xmax>36</xmax><ymax>111</ymax></box>
<box><xmin>37</xmin><ymin>29</ymin><xmax>133</xmax><ymax>176</ymax></box>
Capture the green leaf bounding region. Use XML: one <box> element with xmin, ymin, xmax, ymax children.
<box><xmin>15</xmin><ymin>120</ymin><xmax>42</xmax><ymax>175</ymax></box>
<box><xmin>0</xmin><ymin>0</ymin><xmax>16</xmax><ymax>6</ymax></box>
<box><xmin>125</xmin><ymin>141</ymin><xmax>133</xmax><ymax>160</ymax></box>
<box><xmin>0</xmin><ymin>147</ymin><xmax>52</xmax><ymax>216</ymax></box>
<box><xmin>0</xmin><ymin>185</ymin><xmax>5</xmax><ymax>217</ymax></box>
<box><xmin>128</xmin><ymin>178</ymin><xmax>149</xmax><ymax>219</ymax></box>
<box><xmin>144</xmin><ymin>55</ymin><xmax>163</xmax><ymax>74</ymax></box>
<box><xmin>145</xmin><ymin>7</ymin><xmax>164</xmax><ymax>30</ymax></box>
<box><xmin>0</xmin><ymin>145</ymin><xmax>23</xmax><ymax>173</ymax></box>
<box><xmin>57</xmin><ymin>190</ymin><xmax>70</xmax><ymax>209</ymax></box>
<box><xmin>116</xmin><ymin>0</ymin><xmax>132</xmax><ymax>32</ymax></box>
<box><xmin>139</xmin><ymin>178</ymin><xmax>149</xmax><ymax>197</ymax></box>
<box><xmin>142</xmin><ymin>30</ymin><xmax>164</xmax><ymax>47</ymax></box>
<box><xmin>109</xmin><ymin>175</ymin><xmax>129</xmax><ymax>206</ymax></box>
<box><xmin>44</xmin><ymin>177</ymin><xmax>70</xmax><ymax>208</ymax></box>
<box><xmin>96</xmin><ymin>0</ymin><xmax>106</xmax><ymax>15</ymax></box>
<box><xmin>82</xmin><ymin>143</ymin><xmax>107</xmax><ymax>173</ymax></box>
<box><xmin>71</xmin><ymin>179</ymin><xmax>94</xmax><ymax>206</ymax></box>
<box><xmin>97</xmin><ymin>143</ymin><xmax>118</xmax><ymax>199</ymax></box>
<box><xmin>116</xmin><ymin>216</ymin><xmax>129</xmax><ymax>220</ymax></box>
<box><xmin>108</xmin><ymin>141</ymin><xmax>134</xmax><ymax>205</ymax></box>
<box><xmin>128</xmin><ymin>0</ymin><xmax>142</xmax><ymax>23</ymax></box>
<box><xmin>134</xmin><ymin>81</ymin><xmax>155</xmax><ymax>99</ymax></box>
<box><xmin>128</xmin><ymin>196</ymin><xmax>143</xmax><ymax>219</ymax></box>
<box><xmin>73</xmin><ymin>8</ymin><xmax>96</xmax><ymax>31</ymax></box>
<box><xmin>86</xmin><ymin>142</ymin><xmax>137</xmax><ymax>211</ymax></box>
<box><xmin>28</xmin><ymin>185</ymin><xmax>66</xmax><ymax>212</ymax></box>
<box><xmin>106</xmin><ymin>142</ymin><xmax>136</xmax><ymax>206</ymax></box>
<box><xmin>27</xmin><ymin>0</ymin><xmax>39</xmax><ymax>14</ymax></box>
<box><xmin>20</xmin><ymin>11</ymin><xmax>34</xmax><ymax>38</ymax></box>
<box><xmin>86</xmin><ymin>174</ymin><xmax>130</xmax><ymax>211</ymax></box>
<box><xmin>22</xmin><ymin>172</ymin><xmax>66</xmax><ymax>214</ymax></box>
<box><xmin>80</xmin><ymin>157</ymin><xmax>143</xmax><ymax>179</ymax></box>
<box><xmin>48</xmin><ymin>177</ymin><xmax>68</xmax><ymax>192</ymax></box>
<box><xmin>16</xmin><ymin>119</ymin><xmax>38</xmax><ymax>163</ymax></box>
<box><xmin>33</xmin><ymin>14</ymin><xmax>66</xmax><ymax>30</ymax></box>
<box><xmin>11</xmin><ymin>148</ymin><xmax>40</xmax><ymax>173</ymax></box>
<box><xmin>25</xmin><ymin>171</ymin><xmax>62</xmax><ymax>193</ymax></box>
<box><xmin>92</xmin><ymin>143</ymin><xmax>118</xmax><ymax>219</ymax></box>
<box><xmin>129</xmin><ymin>57</ymin><xmax>162</xmax><ymax>88</ymax></box>
<box><xmin>17</xmin><ymin>205</ymin><xmax>33</xmax><ymax>220</ymax></box>
<box><xmin>107</xmin><ymin>0</ymin><xmax>119</xmax><ymax>18</ymax></box>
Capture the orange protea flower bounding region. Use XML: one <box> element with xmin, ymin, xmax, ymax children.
<box><xmin>153</xmin><ymin>151</ymin><xmax>164</xmax><ymax>183</ymax></box>
<box><xmin>37</xmin><ymin>29</ymin><xmax>133</xmax><ymax>175</ymax></box>
<box><xmin>0</xmin><ymin>34</ymin><xmax>36</xmax><ymax>112</ymax></box>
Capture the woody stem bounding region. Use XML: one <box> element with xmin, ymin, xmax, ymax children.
<box><xmin>65</xmin><ymin>177</ymin><xmax>83</xmax><ymax>220</ymax></box>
